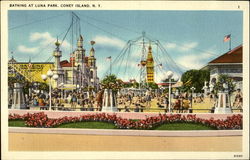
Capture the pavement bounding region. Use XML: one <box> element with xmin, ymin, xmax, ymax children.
<box><xmin>9</xmin><ymin>132</ymin><xmax>242</xmax><ymax>151</ymax></box>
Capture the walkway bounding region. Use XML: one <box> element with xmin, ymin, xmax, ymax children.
<box><xmin>9</xmin><ymin>133</ymin><xmax>242</xmax><ymax>151</ymax></box>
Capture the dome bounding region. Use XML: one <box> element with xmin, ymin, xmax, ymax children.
<box><xmin>79</xmin><ymin>35</ymin><xmax>83</xmax><ymax>41</ymax></box>
<box><xmin>9</xmin><ymin>57</ymin><xmax>16</xmax><ymax>63</ymax></box>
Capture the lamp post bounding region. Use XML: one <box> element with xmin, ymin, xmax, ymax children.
<box><xmin>76</xmin><ymin>84</ymin><xmax>80</xmax><ymax>93</ymax></box>
<box><xmin>190</xmin><ymin>87</ymin><xmax>196</xmax><ymax>109</ymax></box>
<box><xmin>172</xmin><ymin>75</ymin><xmax>179</xmax><ymax>97</ymax></box>
<box><xmin>41</xmin><ymin>69</ymin><xmax>58</xmax><ymax>110</ymax></box>
<box><xmin>59</xmin><ymin>82</ymin><xmax>64</xmax><ymax>98</ymax></box>
<box><xmin>166</xmin><ymin>71</ymin><xmax>173</xmax><ymax>113</ymax></box>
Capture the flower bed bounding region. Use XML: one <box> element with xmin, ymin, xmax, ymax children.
<box><xmin>8</xmin><ymin>112</ymin><xmax>242</xmax><ymax>130</ymax></box>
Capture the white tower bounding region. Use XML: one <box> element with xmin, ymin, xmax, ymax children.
<box><xmin>88</xmin><ymin>41</ymin><xmax>99</xmax><ymax>90</ymax></box>
<box><xmin>74</xmin><ymin>35</ymin><xmax>87</xmax><ymax>88</ymax></box>
<box><xmin>75</xmin><ymin>35</ymin><xmax>84</xmax><ymax>66</ymax></box>
<box><xmin>53</xmin><ymin>39</ymin><xmax>64</xmax><ymax>87</ymax></box>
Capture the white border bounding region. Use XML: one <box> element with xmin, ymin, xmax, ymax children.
<box><xmin>1</xmin><ymin>1</ymin><xmax>249</xmax><ymax>160</ymax></box>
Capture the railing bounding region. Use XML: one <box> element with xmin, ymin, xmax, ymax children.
<box><xmin>27</xmin><ymin>105</ymin><xmax>243</xmax><ymax>113</ymax></box>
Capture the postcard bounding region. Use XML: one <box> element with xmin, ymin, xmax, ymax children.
<box><xmin>1</xmin><ymin>1</ymin><xmax>249</xmax><ymax>159</ymax></box>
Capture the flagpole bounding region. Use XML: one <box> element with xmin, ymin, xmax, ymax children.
<box><xmin>229</xmin><ymin>34</ymin><xmax>231</xmax><ymax>51</ymax></box>
<box><xmin>110</xmin><ymin>58</ymin><xmax>112</xmax><ymax>76</ymax></box>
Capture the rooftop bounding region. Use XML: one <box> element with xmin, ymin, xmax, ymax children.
<box><xmin>208</xmin><ymin>45</ymin><xmax>242</xmax><ymax>64</ymax></box>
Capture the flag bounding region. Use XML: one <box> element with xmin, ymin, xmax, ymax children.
<box><xmin>223</xmin><ymin>34</ymin><xmax>231</xmax><ymax>42</ymax></box>
<box><xmin>106</xmin><ymin>56</ymin><xmax>111</xmax><ymax>61</ymax></box>
<box><xmin>159</xmin><ymin>63</ymin><xmax>163</xmax><ymax>68</ymax></box>
<box><xmin>28</xmin><ymin>58</ymin><xmax>32</xmax><ymax>69</ymax></box>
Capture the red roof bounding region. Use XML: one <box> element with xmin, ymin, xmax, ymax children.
<box><xmin>60</xmin><ymin>59</ymin><xmax>74</xmax><ymax>67</ymax></box>
<box><xmin>209</xmin><ymin>45</ymin><xmax>242</xmax><ymax>64</ymax></box>
<box><xmin>60</xmin><ymin>56</ymin><xmax>90</xmax><ymax>67</ymax></box>
<box><xmin>85</xmin><ymin>57</ymin><xmax>88</xmax><ymax>61</ymax></box>
<box><xmin>157</xmin><ymin>83</ymin><xmax>170</xmax><ymax>86</ymax></box>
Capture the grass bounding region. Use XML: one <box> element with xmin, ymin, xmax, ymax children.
<box><xmin>8</xmin><ymin>120</ymin><xmax>26</xmax><ymax>127</ymax></box>
<box><xmin>8</xmin><ymin>120</ymin><xmax>216</xmax><ymax>130</ymax></box>
<box><xmin>154</xmin><ymin>122</ymin><xmax>216</xmax><ymax>130</ymax></box>
<box><xmin>56</xmin><ymin>121</ymin><xmax>117</xmax><ymax>129</ymax></box>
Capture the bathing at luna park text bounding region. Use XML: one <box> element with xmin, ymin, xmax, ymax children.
<box><xmin>9</xmin><ymin>3</ymin><xmax>101</xmax><ymax>8</ymax></box>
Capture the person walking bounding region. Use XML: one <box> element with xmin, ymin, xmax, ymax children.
<box><xmin>164</xmin><ymin>94</ymin><xmax>169</xmax><ymax>109</ymax></box>
<box><xmin>71</xmin><ymin>93</ymin><xmax>77</xmax><ymax>110</ymax></box>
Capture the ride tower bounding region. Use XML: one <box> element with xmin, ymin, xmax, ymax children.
<box><xmin>146</xmin><ymin>44</ymin><xmax>154</xmax><ymax>83</ymax></box>
<box><xmin>104</xmin><ymin>32</ymin><xmax>183</xmax><ymax>89</ymax></box>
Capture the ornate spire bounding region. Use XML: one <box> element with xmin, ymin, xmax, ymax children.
<box><xmin>90</xmin><ymin>41</ymin><xmax>95</xmax><ymax>57</ymax></box>
<box><xmin>79</xmin><ymin>35</ymin><xmax>83</xmax><ymax>41</ymax></box>
<box><xmin>148</xmin><ymin>41</ymin><xmax>152</xmax><ymax>51</ymax></box>
<box><xmin>55</xmin><ymin>37</ymin><xmax>60</xmax><ymax>50</ymax></box>
<box><xmin>77</xmin><ymin>35</ymin><xmax>83</xmax><ymax>48</ymax></box>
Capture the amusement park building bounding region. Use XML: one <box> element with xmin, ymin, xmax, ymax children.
<box><xmin>8</xmin><ymin>35</ymin><xmax>99</xmax><ymax>90</ymax></box>
<box><xmin>203</xmin><ymin>45</ymin><xmax>243</xmax><ymax>90</ymax></box>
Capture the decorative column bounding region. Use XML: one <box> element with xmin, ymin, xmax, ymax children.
<box><xmin>11</xmin><ymin>83</ymin><xmax>27</xmax><ymax>109</ymax></box>
<box><xmin>101</xmin><ymin>89</ymin><xmax>118</xmax><ymax>112</ymax></box>
<box><xmin>53</xmin><ymin>39</ymin><xmax>64</xmax><ymax>88</ymax></box>
<box><xmin>214</xmin><ymin>83</ymin><xmax>232</xmax><ymax>113</ymax></box>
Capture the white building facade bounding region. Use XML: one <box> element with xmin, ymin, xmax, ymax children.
<box><xmin>206</xmin><ymin>45</ymin><xmax>243</xmax><ymax>90</ymax></box>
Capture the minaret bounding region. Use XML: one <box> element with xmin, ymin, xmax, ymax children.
<box><xmin>53</xmin><ymin>39</ymin><xmax>62</xmax><ymax>71</ymax></box>
<box><xmin>146</xmin><ymin>44</ymin><xmax>154</xmax><ymax>83</ymax></box>
<box><xmin>75</xmin><ymin>35</ymin><xmax>84</xmax><ymax>66</ymax></box>
<box><xmin>88</xmin><ymin>41</ymin><xmax>98</xmax><ymax>89</ymax></box>
<box><xmin>53</xmin><ymin>38</ymin><xmax>64</xmax><ymax>87</ymax></box>
<box><xmin>74</xmin><ymin>35</ymin><xmax>87</xmax><ymax>88</ymax></box>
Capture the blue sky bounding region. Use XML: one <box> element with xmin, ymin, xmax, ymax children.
<box><xmin>8</xmin><ymin>10</ymin><xmax>243</xmax><ymax>82</ymax></box>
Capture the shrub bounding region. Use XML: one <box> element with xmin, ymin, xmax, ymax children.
<box><xmin>8</xmin><ymin>112</ymin><xmax>243</xmax><ymax>130</ymax></box>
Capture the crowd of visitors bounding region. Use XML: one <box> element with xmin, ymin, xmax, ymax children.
<box><xmin>9</xmin><ymin>86</ymin><xmax>243</xmax><ymax>112</ymax></box>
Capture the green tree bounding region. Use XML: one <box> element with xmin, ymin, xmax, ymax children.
<box><xmin>38</xmin><ymin>82</ymin><xmax>49</xmax><ymax>92</ymax></box>
<box><xmin>8</xmin><ymin>76</ymin><xmax>32</xmax><ymax>95</ymax></box>
<box><xmin>147</xmin><ymin>82</ymin><xmax>159</xmax><ymax>89</ymax></box>
<box><xmin>213</xmin><ymin>74</ymin><xmax>235</xmax><ymax>95</ymax></box>
<box><xmin>181</xmin><ymin>69</ymin><xmax>210</xmax><ymax>92</ymax></box>
<box><xmin>101</xmin><ymin>74</ymin><xmax>123</xmax><ymax>91</ymax></box>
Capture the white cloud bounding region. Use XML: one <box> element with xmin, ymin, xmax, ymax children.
<box><xmin>179</xmin><ymin>42</ymin><xmax>198</xmax><ymax>51</ymax></box>
<box><xmin>175</xmin><ymin>50</ymin><xmax>215</xmax><ymax>69</ymax></box>
<box><xmin>165</xmin><ymin>42</ymin><xmax>177</xmax><ymax>49</ymax></box>
<box><xmin>17</xmin><ymin>45</ymin><xmax>38</xmax><ymax>53</ymax></box>
<box><xmin>30</xmin><ymin>32</ymin><xmax>51</xmax><ymax>42</ymax></box>
<box><xmin>30</xmin><ymin>32</ymin><xmax>70</xmax><ymax>49</ymax></box>
<box><xmin>93</xmin><ymin>35</ymin><xmax>126</xmax><ymax>49</ymax></box>
<box><xmin>165</xmin><ymin>41</ymin><xmax>198</xmax><ymax>52</ymax></box>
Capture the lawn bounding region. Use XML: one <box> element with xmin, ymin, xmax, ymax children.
<box><xmin>9</xmin><ymin>120</ymin><xmax>216</xmax><ymax>130</ymax></box>
<box><xmin>56</xmin><ymin>121</ymin><xmax>116</xmax><ymax>129</ymax></box>
<box><xmin>154</xmin><ymin>122</ymin><xmax>216</xmax><ymax>130</ymax></box>
<box><xmin>8</xmin><ymin>120</ymin><xmax>26</xmax><ymax>127</ymax></box>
